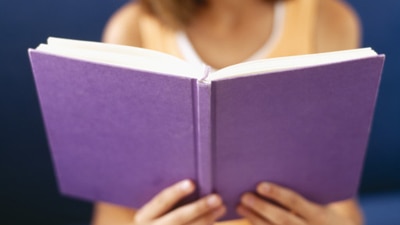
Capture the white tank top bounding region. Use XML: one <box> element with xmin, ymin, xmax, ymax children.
<box><xmin>176</xmin><ymin>0</ymin><xmax>286</xmax><ymax>69</ymax></box>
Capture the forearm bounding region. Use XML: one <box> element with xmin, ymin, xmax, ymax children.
<box><xmin>91</xmin><ymin>202</ymin><xmax>136</xmax><ymax>225</ymax></box>
<box><xmin>327</xmin><ymin>198</ymin><xmax>364</xmax><ymax>225</ymax></box>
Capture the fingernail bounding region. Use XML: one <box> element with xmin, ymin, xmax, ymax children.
<box><xmin>180</xmin><ymin>180</ymin><xmax>192</xmax><ymax>192</ymax></box>
<box><xmin>242</xmin><ymin>194</ymin><xmax>254</xmax><ymax>206</ymax></box>
<box><xmin>260</xmin><ymin>183</ymin><xmax>271</xmax><ymax>194</ymax></box>
<box><xmin>207</xmin><ymin>195</ymin><xmax>221</xmax><ymax>207</ymax></box>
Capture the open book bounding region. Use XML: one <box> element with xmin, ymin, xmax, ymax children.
<box><xmin>29</xmin><ymin>37</ymin><xmax>384</xmax><ymax>220</ymax></box>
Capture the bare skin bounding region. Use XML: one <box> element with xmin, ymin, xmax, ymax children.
<box><xmin>96</xmin><ymin>0</ymin><xmax>363</xmax><ymax>224</ymax></box>
<box><xmin>92</xmin><ymin>180</ymin><xmax>226</xmax><ymax>225</ymax></box>
<box><xmin>102</xmin><ymin>0</ymin><xmax>360</xmax><ymax>67</ymax></box>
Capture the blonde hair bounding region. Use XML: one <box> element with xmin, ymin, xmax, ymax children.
<box><xmin>139</xmin><ymin>0</ymin><xmax>278</xmax><ymax>29</ymax></box>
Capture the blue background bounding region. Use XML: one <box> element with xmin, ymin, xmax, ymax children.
<box><xmin>0</xmin><ymin>0</ymin><xmax>399</xmax><ymax>224</ymax></box>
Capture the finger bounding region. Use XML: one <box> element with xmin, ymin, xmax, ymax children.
<box><xmin>257</xmin><ymin>182</ymin><xmax>320</xmax><ymax>219</ymax></box>
<box><xmin>135</xmin><ymin>180</ymin><xmax>195</xmax><ymax>222</ymax></box>
<box><xmin>186</xmin><ymin>205</ymin><xmax>226</xmax><ymax>225</ymax></box>
<box><xmin>157</xmin><ymin>194</ymin><xmax>223</xmax><ymax>225</ymax></box>
<box><xmin>237</xmin><ymin>204</ymin><xmax>272</xmax><ymax>225</ymax></box>
<box><xmin>241</xmin><ymin>193</ymin><xmax>306</xmax><ymax>225</ymax></box>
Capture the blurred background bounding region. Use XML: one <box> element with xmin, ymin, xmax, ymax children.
<box><xmin>1</xmin><ymin>0</ymin><xmax>399</xmax><ymax>225</ymax></box>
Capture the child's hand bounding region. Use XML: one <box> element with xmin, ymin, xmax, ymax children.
<box><xmin>132</xmin><ymin>179</ymin><xmax>226</xmax><ymax>225</ymax></box>
<box><xmin>237</xmin><ymin>182</ymin><xmax>362</xmax><ymax>225</ymax></box>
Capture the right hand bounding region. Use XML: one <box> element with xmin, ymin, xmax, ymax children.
<box><xmin>132</xmin><ymin>179</ymin><xmax>226</xmax><ymax>225</ymax></box>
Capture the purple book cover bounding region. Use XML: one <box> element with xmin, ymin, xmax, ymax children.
<box><xmin>29</xmin><ymin>51</ymin><xmax>199</xmax><ymax>207</ymax></box>
<box><xmin>211</xmin><ymin>56</ymin><xmax>384</xmax><ymax>219</ymax></box>
<box><xmin>29</xmin><ymin>49</ymin><xmax>384</xmax><ymax>220</ymax></box>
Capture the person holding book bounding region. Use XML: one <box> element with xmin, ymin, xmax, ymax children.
<box><xmin>92</xmin><ymin>0</ymin><xmax>363</xmax><ymax>224</ymax></box>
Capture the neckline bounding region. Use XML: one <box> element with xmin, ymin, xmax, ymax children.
<box><xmin>176</xmin><ymin>1</ymin><xmax>286</xmax><ymax>69</ymax></box>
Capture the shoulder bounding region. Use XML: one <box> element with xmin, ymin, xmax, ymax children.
<box><xmin>315</xmin><ymin>0</ymin><xmax>361</xmax><ymax>52</ymax></box>
<box><xmin>102</xmin><ymin>1</ymin><xmax>144</xmax><ymax>46</ymax></box>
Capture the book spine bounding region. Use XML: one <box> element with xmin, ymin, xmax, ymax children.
<box><xmin>193</xmin><ymin>80</ymin><xmax>213</xmax><ymax>197</ymax></box>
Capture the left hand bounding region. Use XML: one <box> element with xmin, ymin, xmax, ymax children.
<box><xmin>237</xmin><ymin>182</ymin><xmax>362</xmax><ymax>225</ymax></box>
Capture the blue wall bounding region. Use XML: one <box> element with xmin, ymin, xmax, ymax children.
<box><xmin>0</xmin><ymin>0</ymin><xmax>399</xmax><ymax>224</ymax></box>
<box><xmin>349</xmin><ymin>0</ymin><xmax>400</xmax><ymax>192</ymax></box>
<box><xmin>0</xmin><ymin>1</ymin><xmax>126</xmax><ymax>224</ymax></box>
